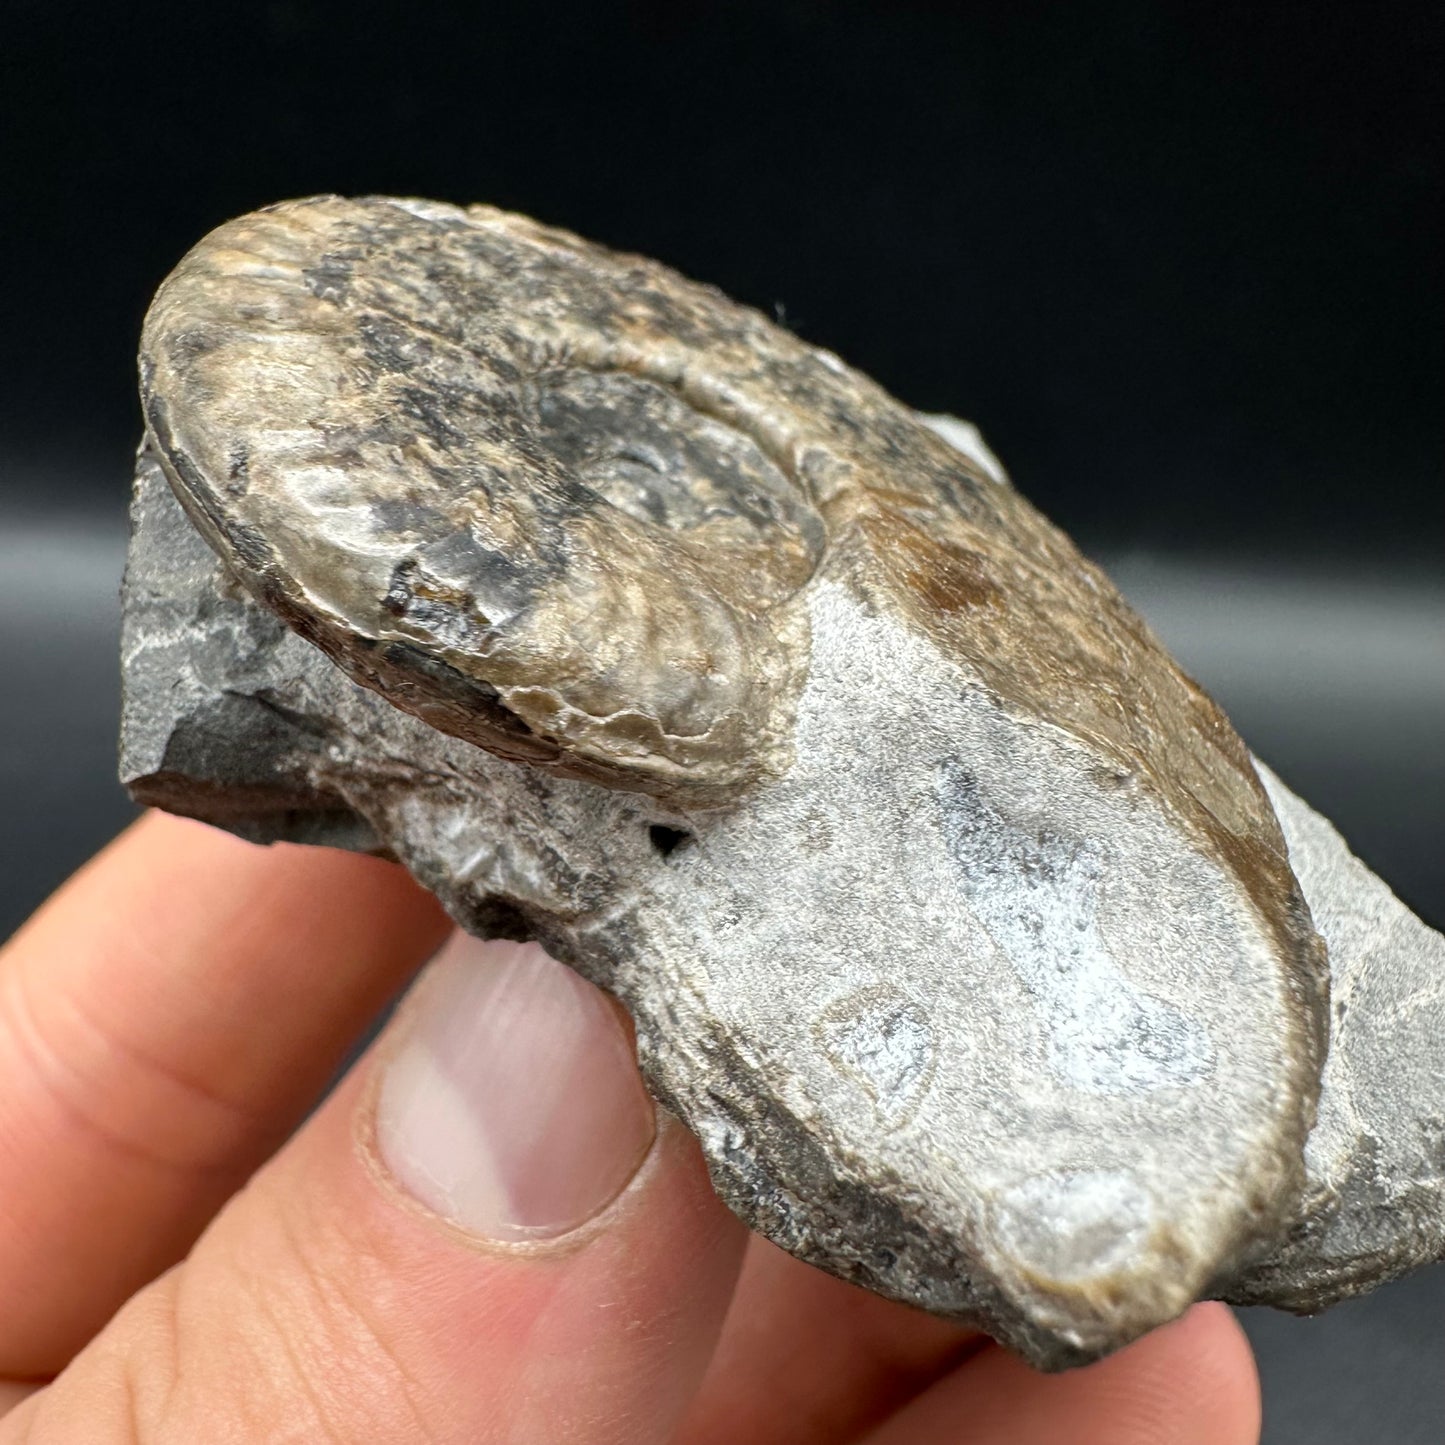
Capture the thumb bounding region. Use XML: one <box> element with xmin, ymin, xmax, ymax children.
<box><xmin>9</xmin><ymin>935</ymin><xmax>748</xmax><ymax>1445</ymax></box>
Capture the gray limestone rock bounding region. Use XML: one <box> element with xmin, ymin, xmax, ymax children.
<box><xmin>1223</xmin><ymin>766</ymin><xmax>1445</xmax><ymax>1312</ymax></box>
<box><xmin>119</xmin><ymin>197</ymin><xmax>1441</xmax><ymax>1369</ymax></box>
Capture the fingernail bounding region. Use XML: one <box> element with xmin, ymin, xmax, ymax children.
<box><xmin>373</xmin><ymin>933</ymin><xmax>656</xmax><ymax>1241</ymax></box>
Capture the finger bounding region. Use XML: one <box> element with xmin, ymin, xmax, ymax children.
<box><xmin>0</xmin><ymin>1387</ymin><xmax>36</xmax><ymax>1416</ymax></box>
<box><xmin>862</xmin><ymin>1301</ymin><xmax>1261</xmax><ymax>1445</ymax></box>
<box><xmin>678</xmin><ymin>1235</ymin><xmax>982</xmax><ymax>1445</ymax></box>
<box><xmin>0</xmin><ymin>812</ymin><xmax>450</xmax><ymax>1377</ymax></box>
<box><xmin>7</xmin><ymin>936</ymin><xmax>750</xmax><ymax>1444</ymax></box>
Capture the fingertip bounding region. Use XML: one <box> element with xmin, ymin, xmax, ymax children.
<box><xmin>1167</xmin><ymin>1302</ymin><xmax>1262</xmax><ymax>1443</ymax></box>
<box><xmin>865</xmin><ymin>1299</ymin><xmax>1261</xmax><ymax>1445</ymax></box>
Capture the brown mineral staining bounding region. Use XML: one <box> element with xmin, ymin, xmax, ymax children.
<box><xmin>859</xmin><ymin>508</ymin><xmax>1002</xmax><ymax>614</ymax></box>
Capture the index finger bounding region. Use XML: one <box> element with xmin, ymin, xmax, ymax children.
<box><xmin>0</xmin><ymin>811</ymin><xmax>450</xmax><ymax>1379</ymax></box>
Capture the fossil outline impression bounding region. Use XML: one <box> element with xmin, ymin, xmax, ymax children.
<box><xmin>122</xmin><ymin>196</ymin><xmax>1445</xmax><ymax>1370</ymax></box>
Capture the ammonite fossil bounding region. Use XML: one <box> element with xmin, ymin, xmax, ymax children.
<box><xmin>121</xmin><ymin>197</ymin><xmax>1444</xmax><ymax>1368</ymax></box>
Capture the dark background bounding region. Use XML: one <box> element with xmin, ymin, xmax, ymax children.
<box><xmin>0</xmin><ymin>3</ymin><xmax>1440</xmax><ymax>1440</ymax></box>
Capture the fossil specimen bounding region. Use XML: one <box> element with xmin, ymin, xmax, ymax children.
<box><xmin>121</xmin><ymin>197</ymin><xmax>1444</xmax><ymax>1369</ymax></box>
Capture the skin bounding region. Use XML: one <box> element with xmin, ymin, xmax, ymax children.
<box><xmin>0</xmin><ymin>813</ymin><xmax>1261</xmax><ymax>1443</ymax></box>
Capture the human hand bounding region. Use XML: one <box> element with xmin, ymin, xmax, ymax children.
<box><xmin>0</xmin><ymin>814</ymin><xmax>1260</xmax><ymax>1442</ymax></box>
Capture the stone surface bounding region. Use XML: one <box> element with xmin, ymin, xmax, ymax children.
<box><xmin>123</xmin><ymin>196</ymin><xmax>1432</xmax><ymax>1369</ymax></box>
<box><xmin>1224</xmin><ymin>767</ymin><xmax>1445</xmax><ymax>1311</ymax></box>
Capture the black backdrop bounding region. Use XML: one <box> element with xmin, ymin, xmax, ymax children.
<box><xmin>2</xmin><ymin>0</ymin><xmax>1441</xmax><ymax>556</ymax></box>
<box><xmin>1</xmin><ymin>4</ymin><xmax>1441</xmax><ymax>1442</ymax></box>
